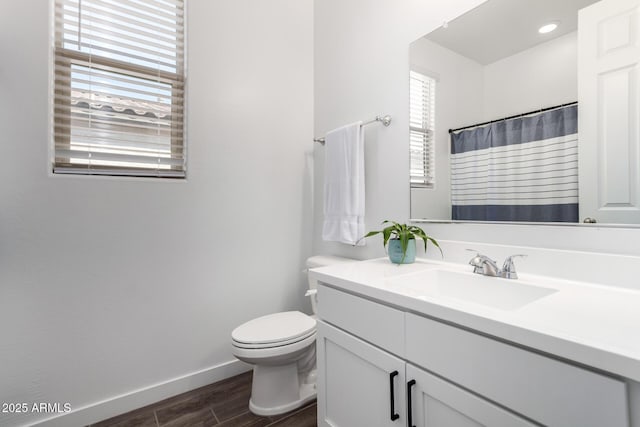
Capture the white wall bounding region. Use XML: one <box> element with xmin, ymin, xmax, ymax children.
<box><xmin>313</xmin><ymin>0</ymin><xmax>487</xmax><ymax>261</ymax></box>
<box><xmin>313</xmin><ymin>0</ymin><xmax>640</xmax><ymax>262</ymax></box>
<box><xmin>409</xmin><ymin>38</ymin><xmax>484</xmax><ymax>220</ymax></box>
<box><xmin>0</xmin><ymin>1</ymin><xmax>313</xmax><ymax>426</ymax></box>
<box><xmin>483</xmin><ymin>31</ymin><xmax>578</xmax><ymax>120</ymax></box>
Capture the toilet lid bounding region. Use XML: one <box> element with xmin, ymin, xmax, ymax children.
<box><xmin>231</xmin><ymin>311</ymin><xmax>316</xmax><ymax>345</ymax></box>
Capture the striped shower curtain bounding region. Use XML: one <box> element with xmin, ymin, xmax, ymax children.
<box><xmin>450</xmin><ymin>105</ymin><xmax>578</xmax><ymax>222</ymax></box>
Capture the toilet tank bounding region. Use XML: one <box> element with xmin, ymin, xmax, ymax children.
<box><xmin>306</xmin><ymin>255</ymin><xmax>354</xmax><ymax>314</ymax></box>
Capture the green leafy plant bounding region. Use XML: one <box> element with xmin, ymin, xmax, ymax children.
<box><xmin>361</xmin><ymin>220</ymin><xmax>442</xmax><ymax>263</ymax></box>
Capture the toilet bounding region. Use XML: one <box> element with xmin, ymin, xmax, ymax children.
<box><xmin>231</xmin><ymin>255</ymin><xmax>353</xmax><ymax>416</ymax></box>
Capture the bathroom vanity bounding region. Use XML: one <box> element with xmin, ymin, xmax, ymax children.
<box><xmin>311</xmin><ymin>258</ymin><xmax>640</xmax><ymax>427</ymax></box>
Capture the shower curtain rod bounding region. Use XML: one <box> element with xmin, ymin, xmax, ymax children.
<box><xmin>314</xmin><ymin>115</ymin><xmax>392</xmax><ymax>144</ymax></box>
<box><xmin>448</xmin><ymin>101</ymin><xmax>578</xmax><ymax>134</ymax></box>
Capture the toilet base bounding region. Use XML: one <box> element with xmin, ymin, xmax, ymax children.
<box><xmin>248</xmin><ymin>363</ymin><xmax>317</xmax><ymax>416</ymax></box>
<box><xmin>249</xmin><ymin>383</ymin><xmax>316</xmax><ymax>416</ymax></box>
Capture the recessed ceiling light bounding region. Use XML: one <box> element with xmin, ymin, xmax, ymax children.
<box><xmin>538</xmin><ymin>22</ymin><xmax>559</xmax><ymax>34</ymax></box>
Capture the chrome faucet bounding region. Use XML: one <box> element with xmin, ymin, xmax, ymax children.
<box><xmin>467</xmin><ymin>250</ymin><xmax>527</xmax><ymax>279</ymax></box>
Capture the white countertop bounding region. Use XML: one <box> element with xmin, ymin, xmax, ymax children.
<box><xmin>310</xmin><ymin>257</ymin><xmax>640</xmax><ymax>383</ymax></box>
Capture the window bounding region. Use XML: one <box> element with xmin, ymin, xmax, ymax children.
<box><xmin>53</xmin><ymin>0</ymin><xmax>186</xmax><ymax>177</ymax></box>
<box><xmin>409</xmin><ymin>70</ymin><xmax>435</xmax><ymax>188</ymax></box>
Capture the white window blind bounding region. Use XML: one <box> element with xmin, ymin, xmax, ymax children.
<box><xmin>409</xmin><ymin>70</ymin><xmax>435</xmax><ymax>188</ymax></box>
<box><xmin>53</xmin><ymin>0</ymin><xmax>186</xmax><ymax>178</ymax></box>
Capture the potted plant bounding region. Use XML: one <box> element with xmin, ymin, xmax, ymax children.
<box><xmin>361</xmin><ymin>221</ymin><xmax>442</xmax><ymax>264</ymax></box>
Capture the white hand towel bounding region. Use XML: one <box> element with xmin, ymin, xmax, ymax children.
<box><xmin>322</xmin><ymin>121</ymin><xmax>365</xmax><ymax>245</ymax></box>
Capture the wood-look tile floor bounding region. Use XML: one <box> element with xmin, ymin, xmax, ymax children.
<box><xmin>88</xmin><ymin>371</ymin><xmax>317</xmax><ymax>427</ymax></box>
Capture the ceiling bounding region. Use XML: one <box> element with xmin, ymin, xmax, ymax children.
<box><xmin>425</xmin><ymin>0</ymin><xmax>600</xmax><ymax>65</ymax></box>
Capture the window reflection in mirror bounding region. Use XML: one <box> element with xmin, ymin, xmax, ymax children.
<box><xmin>409</xmin><ymin>70</ymin><xmax>436</xmax><ymax>189</ymax></box>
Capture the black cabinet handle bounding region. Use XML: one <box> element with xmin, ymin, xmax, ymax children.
<box><xmin>407</xmin><ymin>379</ymin><xmax>416</xmax><ymax>427</ymax></box>
<box><xmin>389</xmin><ymin>370</ymin><xmax>400</xmax><ymax>421</ymax></box>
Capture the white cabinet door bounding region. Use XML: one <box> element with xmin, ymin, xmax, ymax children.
<box><xmin>406</xmin><ymin>364</ymin><xmax>535</xmax><ymax>427</ymax></box>
<box><xmin>316</xmin><ymin>321</ymin><xmax>406</xmax><ymax>427</ymax></box>
<box><xmin>578</xmin><ymin>0</ymin><xmax>640</xmax><ymax>223</ymax></box>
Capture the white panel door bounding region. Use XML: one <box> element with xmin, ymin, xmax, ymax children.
<box><xmin>316</xmin><ymin>321</ymin><xmax>406</xmax><ymax>427</ymax></box>
<box><xmin>405</xmin><ymin>364</ymin><xmax>535</xmax><ymax>427</ymax></box>
<box><xmin>579</xmin><ymin>0</ymin><xmax>640</xmax><ymax>223</ymax></box>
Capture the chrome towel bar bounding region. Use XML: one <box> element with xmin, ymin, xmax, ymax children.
<box><xmin>314</xmin><ymin>115</ymin><xmax>392</xmax><ymax>144</ymax></box>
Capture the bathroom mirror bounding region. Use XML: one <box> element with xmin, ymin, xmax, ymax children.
<box><xmin>409</xmin><ymin>0</ymin><xmax>640</xmax><ymax>226</ymax></box>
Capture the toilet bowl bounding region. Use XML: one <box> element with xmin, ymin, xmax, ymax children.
<box><xmin>231</xmin><ymin>255</ymin><xmax>353</xmax><ymax>416</ymax></box>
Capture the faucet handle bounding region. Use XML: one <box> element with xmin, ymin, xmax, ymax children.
<box><xmin>466</xmin><ymin>248</ymin><xmax>483</xmax><ymax>268</ymax></box>
<box><xmin>466</xmin><ymin>249</ymin><xmax>498</xmax><ymax>275</ymax></box>
<box><xmin>466</xmin><ymin>249</ymin><xmax>495</xmax><ymax>261</ymax></box>
<box><xmin>502</xmin><ymin>254</ymin><xmax>527</xmax><ymax>279</ymax></box>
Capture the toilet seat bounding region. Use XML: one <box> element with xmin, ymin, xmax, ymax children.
<box><xmin>232</xmin><ymin>332</ymin><xmax>316</xmax><ymax>362</ymax></box>
<box><xmin>232</xmin><ymin>329</ymin><xmax>315</xmax><ymax>349</ymax></box>
<box><xmin>231</xmin><ymin>311</ymin><xmax>316</xmax><ymax>349</ymax></box>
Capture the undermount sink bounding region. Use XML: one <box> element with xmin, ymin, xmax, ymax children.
<box><xmin>391</xmin><ymin>269</ymin><xmax>558</xmax><ymax>311</ymax></box>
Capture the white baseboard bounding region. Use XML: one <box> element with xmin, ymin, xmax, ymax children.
<box><xmin>28</xmin><ymin>359</ymin><xmax>251</xmax><ymax>427</ymax></box>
